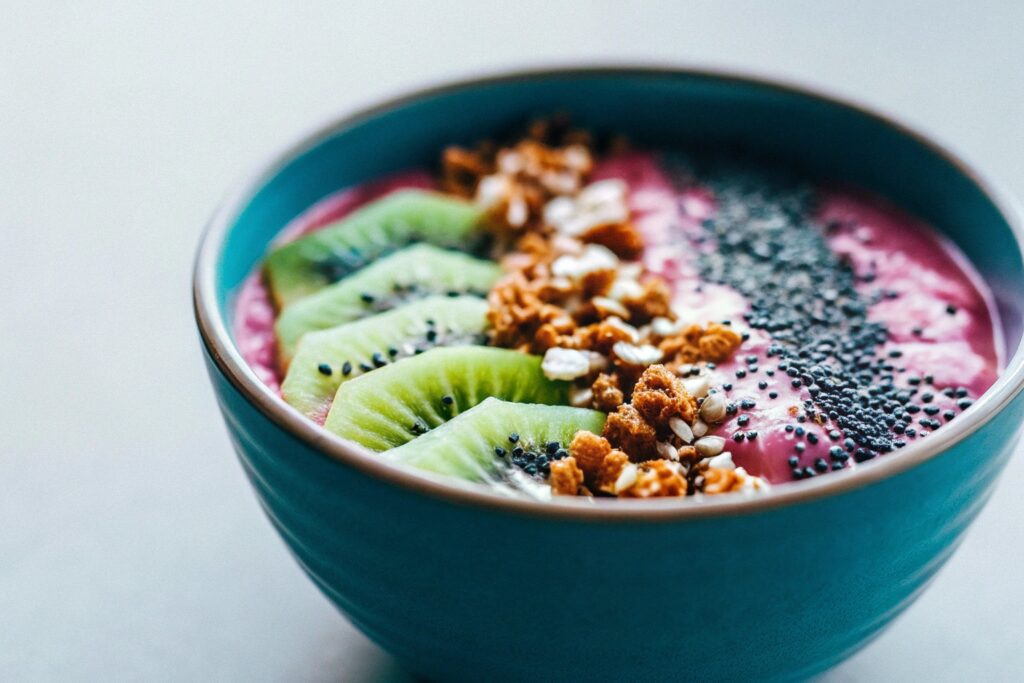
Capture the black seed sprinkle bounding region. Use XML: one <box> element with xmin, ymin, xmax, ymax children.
<box><xmin>317</xmin><ymin>363</ymin><xmax>332</xmax><ymax>376</ymax></box>
<box><xmin>341</xmin><ymin>361</ymin><xmax>353</xmax><ymax>376</ymax></box>
<box><xmin>441</xmin><ymin>395</ymin><xmax>454</xmax><ymax>406</ymax></box>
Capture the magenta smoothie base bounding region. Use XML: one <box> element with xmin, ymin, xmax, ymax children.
<box><xmin>234</xmin><ymin>153</ymin><xmax>1001</xmax><ymax>485</ymax></box>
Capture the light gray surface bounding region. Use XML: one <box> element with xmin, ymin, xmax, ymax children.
<box><xmin>2</xmin><ymin>1</ymin><xmax>1022</xmax><ymax>680</ymax></box>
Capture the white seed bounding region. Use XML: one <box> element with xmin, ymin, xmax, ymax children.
<box><xmin>613</xmin><ymin>463</ymin><xmax>638</xmax><ymax>494</ymax></box>
<box><xmin>669</xmin><ymin>417</ymin><xmax>694</xmax><ymax>444</ymax></box>
<box><xmin>541</xmin><ymin>170</ymin><xmax>579</xmax><ymax>195</ymax></box>
<box><xmin>569</xmin><ymin>386</ymin><xmax>594</xmax><ymax>408</ymax></box>
<box><xmin>695</xmin><ymin>435</ymin><xmax>726</xmax><ymax>457</ymax></box>
<box><xmin>608</xmin><ymin>276</ymin><xmax>645</xmax><ymax>301</ymax></box>
<box><xmin>541</xmin><ymin>347</ymin><xmax>591</xmax><ymax>381</ymax></box>
<box><xmin>543</xmin><ymin>195</ymin><xmax>576</xmax><ymax>227</ymax></box>
<box><xmin>699</xmin><ymin>392</ymin><xmax>727</xmax><ymax>422</ymax></box>
<box><xmin>543</xmin><ymin>178</ymin><xmax>629</xmax><ymax>237</ymax></box>
<box><xmin>506</xmin><ymin>195</ymin><xmax>529</xmax><ymax>227</ymax></box>
<box><xmin>475</xmin><ymin>174</ymin><xmax>509</xmax><ymax>209</ymax></box>
<box><xmin>685</xmin><ymin>376</ymin><xmax>712</xmax><ymax>400</ymax></box>
<box><xmin>592</xmin><ymin>296</ymin><xmax>631</xmax><ymax>319</ymax></box>
<box><xmin>692</xmin><ymin>420</ymin><xmax>708</xmax><ymax>437</ymax></box>
<box><xmin>585</xmin><ymin>351</ymin><xmax>608</xmax><ymax>373</ymax></box>
<box><xmin>705</xmin><ymin>452</ymin><xmax>736</xmax><ymax>470</ymax></box>
<box><xmin>656</xmin><ymin>441</ymin><xmax>679</xmax><ymax>461</ymax></box>
<box><xmin>604</xmin><ymin>316</ymin><xmax>639</xmax><ymax>342</ymax></box>
<box><xmin>579</xmin><ymin>178</ymin><xmax>628</xmax><ymax>208</ymax></box>
<box><xmin>551</xmin><ymin>244</ymin><xmax>619</xmax><ymax>280</ymax></box>
<box><xmin>496</xmin><ymin>150</ymin><xmax>524</xmax><ymax>174</ymax></box>
<box><xmin>563</xmin><ymin>145</ymin><xmax>591</xmax><ymax>171</ymax></box>
<box><xmin>651</xmin><ymin>316</ymin><xmax>681</xmax><ymax>337</ymax></box>
<box><xmin>612</xmin><ymin>341</ymin><xmax>663</xmax><ymax>367</ymax></box>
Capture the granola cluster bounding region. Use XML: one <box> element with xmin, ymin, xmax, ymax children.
<box><xmin>441</xmin><ymin>117</ymin><xmax>595</xmax><ymax>236</ymax></box>
<box><xmin>545</xmin><ymin>364</ymin><xmax>767</xmax><ymax>498</ymax></box>
<box><xmin>440</xmin><ymin>120</ymin><xmax>766</xmax><ymax>499</ymax></box>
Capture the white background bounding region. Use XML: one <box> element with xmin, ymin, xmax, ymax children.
<box><xmin>2</xmin><ymin>1</ymin><xmax>1023</xmax><ymax>680</ymax></box>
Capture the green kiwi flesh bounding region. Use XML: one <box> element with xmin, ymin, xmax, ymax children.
<box><xmin>274</xmin><ymin>244</ymin><xmax>501</xmax><ymax>366</ymax></box>
<box><xmin>264</xmin><ymin>190</ymin><xmax>489</xmax><ymax>309</ymax></box>
<box><xmin>323</xmin><ymin>347</ymin><xmax>569</xmax><ymax>451</ymax></box>
<box><xmin>281</xmin><ymin>296</ymin><xmax>489</xmax><ymax>421</ymax></box>
<box><xmin>384</xmin><ymin>398</ymin><xmax>606</xmax><ymax>482</ymax></box>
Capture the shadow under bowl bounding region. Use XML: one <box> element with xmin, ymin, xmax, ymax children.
<box><xmin>194</xmin><ymin>67</ymin><xmax>1024</xmax><ymax>682</ymax></box>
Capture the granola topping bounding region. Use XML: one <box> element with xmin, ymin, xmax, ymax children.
<box><xmin>459</xmin><ymin>121</ymin><xmax>760</xmax><ymax>498</ymax></box>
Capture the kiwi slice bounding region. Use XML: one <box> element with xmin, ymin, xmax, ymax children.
<box><xmin>385</xmin><ymin>398</ymin><xmax>606</xmax><ymax>482</ymax></box>
<box><xmin>265</xmin><ymin>190</ymin><xmax>489</xmax><ymax>309</ymax></box>
<box><xmin>323</xmin><ymin>347</ymin><xmax>569</xmax><ymax>451</ymax></box>
<box><xmin>281</xmin><ymin>296</ymin><xmax>489</xmax><ymax>421</ymax></box>
<box><xmin>274</xmin><ymin>244</ymin><xmax>501</xmax><ymax>365</ymax></box>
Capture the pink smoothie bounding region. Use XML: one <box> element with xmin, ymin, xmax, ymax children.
<box><xmin>234</xmin><ymin>156</ymin><xmax>1001</xmax><ymax>485</ymax></box>
<box><xmin>597</xmin><ymin>153</ymin><xmax>1001</xmax><ymax>483</ymax></box>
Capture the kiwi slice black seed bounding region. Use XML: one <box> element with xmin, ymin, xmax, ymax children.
<box><xmin>264</xmin><ymin>190</ymin><xmax>489</xmax><ymax>309</ymax></box>
<box><xmin>385</xmin><ymin>398</ymin><xmax>606</xmax><ymax>482</ymax></box>
<box><xmin>281</xmin><ymin>296</ymin><xmax>489</xmax><ymax>421</ymax></box>
<box><xmin>274</xmin><ymin>243</ymin><xmax>501</xmax><ymax>366</ymax></box>
<box><xmin>323</xmin><ymin>347</ymin><xmax>570</xmax><ymax>451</ymax></box>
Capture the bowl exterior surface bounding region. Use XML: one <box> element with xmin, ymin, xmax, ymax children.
<box><xmin>199</xmin><ymin>70</ymin><xmax>1024</xmax><ymax>682</ymax></box>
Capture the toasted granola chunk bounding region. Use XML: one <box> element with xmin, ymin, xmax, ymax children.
<box><xmin>596</xmin><ymin>449</ymin><xmax>632</xmax><ymax>493</ymax></box>
<box><xmin>549</xmin><ymin>457</ymin><xmax>584</xmax><ymax>496</ymax></box>
<box><xmin>701</xmin><ymin>467</ymin><xmax>739</xmax><ymax>495</ymax></box>
<box><xmin>622</xmin><ymin>277</ymin><xmax>673</xmax><ymax>324</ymax></box>
<box><xmin>660</xmin><ymin>322</ymin><xmax>743</xmax><ymax>366</ymax></box>
<box><xmin>602</xmin><ymin>404</ymin><xmax>658</xmax><ymax>461</ymax></box>
<box><xmin>569</xmin><ymin>430</ymin><xmax>612</xmax><ymax>484</ymax></box>
<box><xmin>630</xmin><ymin>364</ymin><xmax>698</xmax><ymax>432</ymax></box>
<box><xmin>621</xmin><ymin>460</ymin><xmax>688</xmax><ymax>498</ymax></box>
<box><xmin>580</xmin><ymin>221</ymin><xmax>645</xmax><ymax>260</ymax></box>
<box><xmin>591</xmin><ymin>373</ymin><xmax>625</xmax><ymax>412</ymax></box>
<box><xmin>698</xmin><ymin>322</ymin><xmax>743</xmax><ymax>362</ymax></box>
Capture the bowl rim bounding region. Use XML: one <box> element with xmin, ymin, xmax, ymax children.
<box><xmin>193</xmin><ymin>64</ymin><xmax>1024</xmax><ymax>522</ymax></box>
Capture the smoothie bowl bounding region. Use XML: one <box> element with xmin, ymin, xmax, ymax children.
<box><xmin>194</xmin><ymin>67</ymin><xmax>1024</xmax><ymax>682</ymax></box>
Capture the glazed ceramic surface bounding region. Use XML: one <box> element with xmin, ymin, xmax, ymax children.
<box><xmin>194</xmin><ymin>68</ymin><xmax>1024</xmax><ymax>682</ymax></box>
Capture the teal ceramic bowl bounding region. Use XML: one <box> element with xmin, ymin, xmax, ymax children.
<box><xmin>194</xmin><ymin>67</ymin><xmax>1024</xmax><ymax>682</ymax></box>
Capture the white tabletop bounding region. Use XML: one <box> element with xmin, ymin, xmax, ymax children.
<box><xmin>3</xmin><ymin>1</ymin><xmax>1022</xmax><ymax>680</ymax></box>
